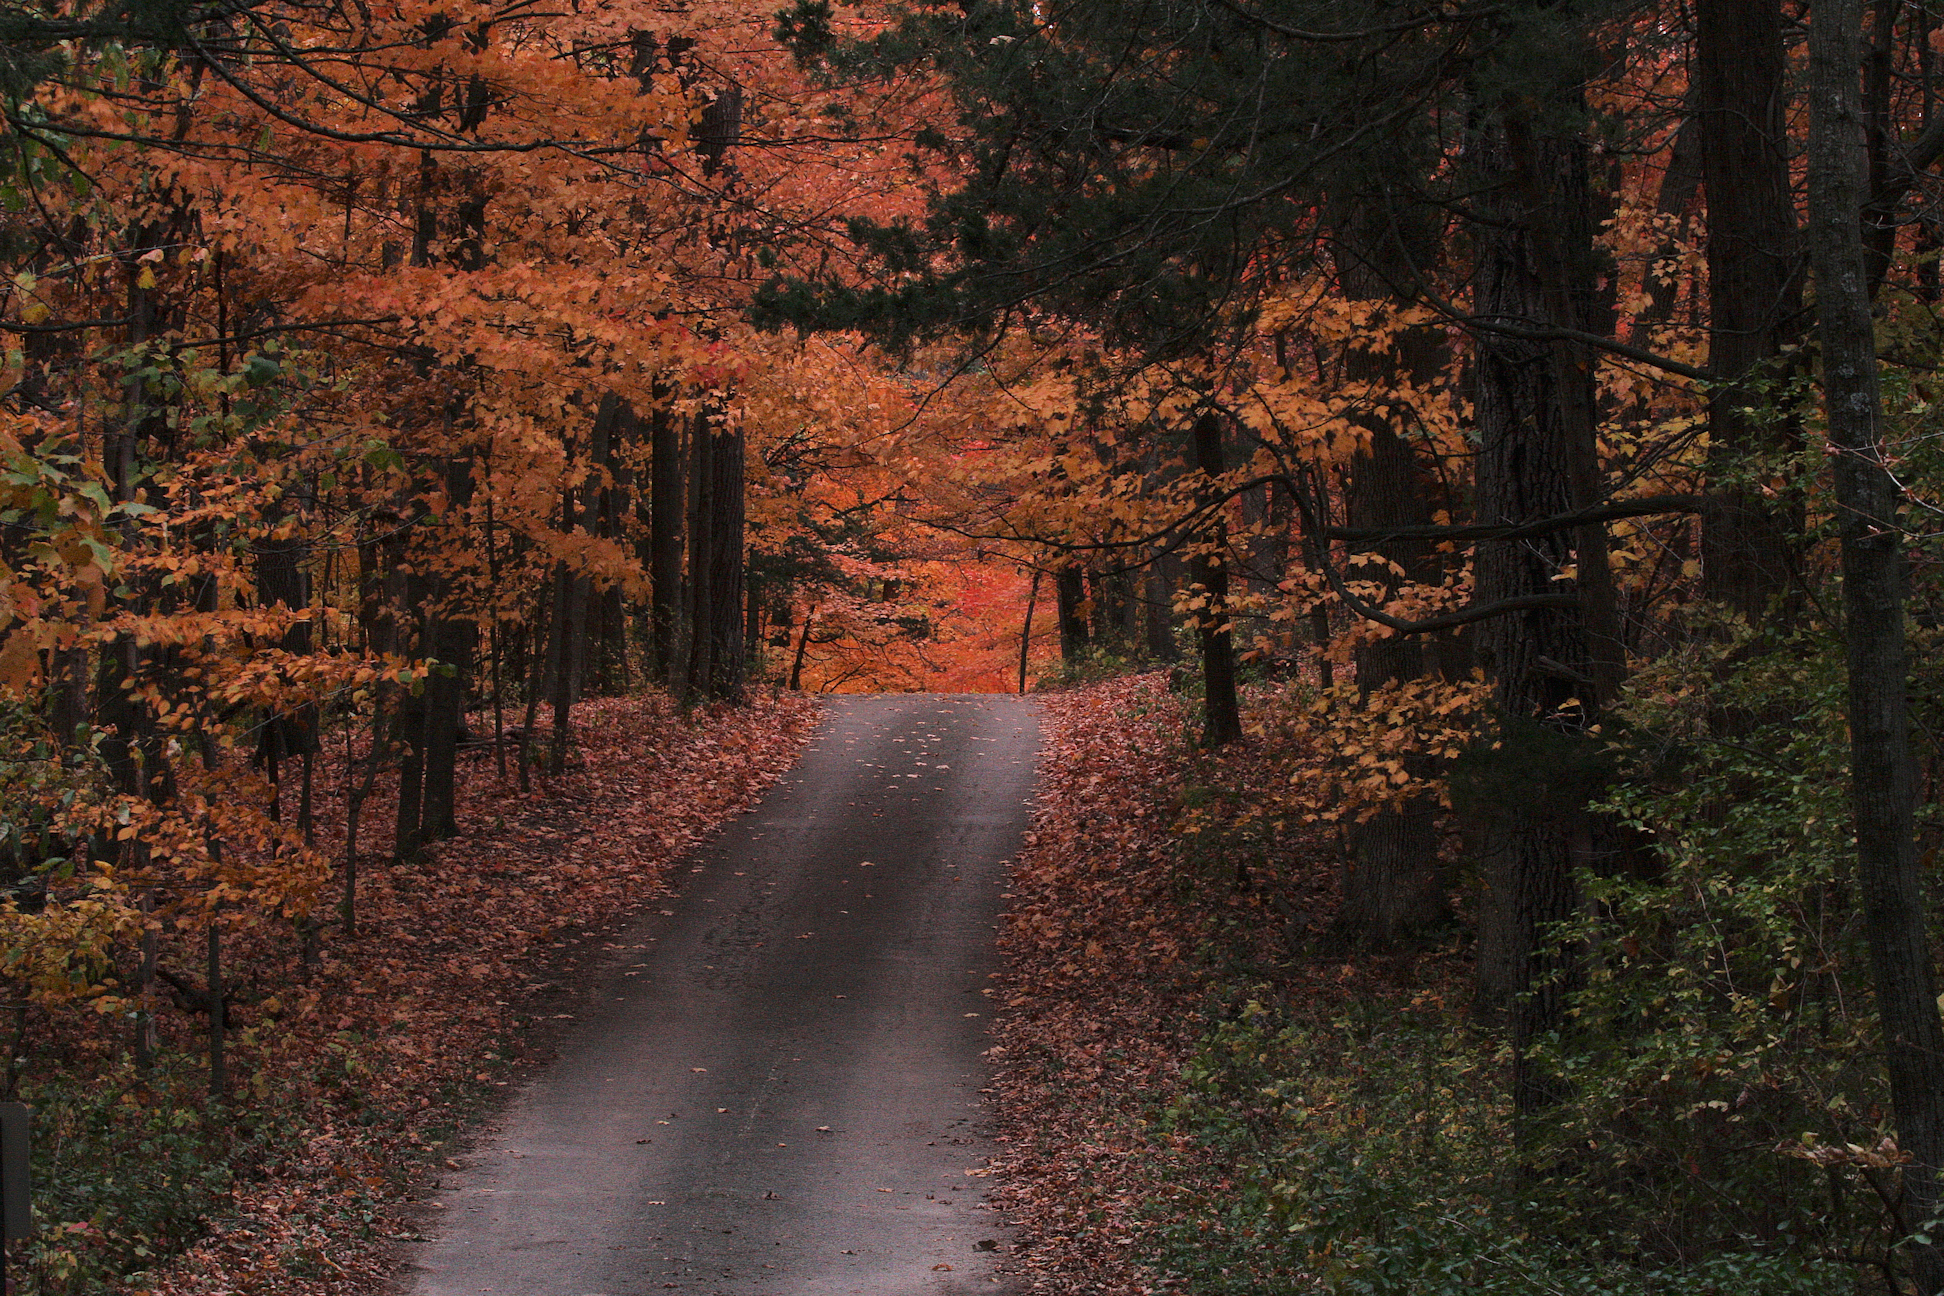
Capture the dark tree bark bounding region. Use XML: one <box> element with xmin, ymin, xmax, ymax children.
<box><xmin>254</xmin><ymin>498</ymin><xmax>317</xmax><ymax>786</ymax></box>
<box><xmin>702</xmin><ymin>407</ymin><xmax>746</xmax><ymax>701</ymax></box>
<box><xmin>789</xmin><ymin>605</ymin><xmax>815</xmax><ymax>690</ymax></box>
<box><xmin>1696</xmin><ymin>0</ymin><xmax>1804</xmax><ymax>622</ymax></box>
<box><xmin>1019</xmin><ymin>569</ymin><xmax>1041</xmax><ymax>693</ymax></box>
<box><xmin>419</xmin><ymin>456</ymin><xmax>477</xmax><ymax>843</ymax></box>
<box><xmin>390</xmin><ymin>535</ymin><xmax>428</xmax><ymax>856</ymax></box>
<box><xmin>1054</xmin><ymin>563</ymin><xmax>1090</xmax><ymax>660</ymax></box>
<box><xmin>1191</xmin><ymin>410</ymin><xmax>1242</xmax><ymax>747</ymax></box>
<box><xmin>1468</xmin><ymin>98</ymin><xmax>1609</xmax><ymax>1116</ymax></box>
<box><xmin>686</xmin><ymin>405</ymin><xmax>716</xmax><ymax>700</ymax></box>
<box><xmin>649</xmin><ymin>390</ymin><xmax>684</xmax><ymax>685</ymax></box>
<box><xmin>1807</xmin><ymin>6</ymin><xmax>1944</xmax><ymax>1288</ymax></box>
<box><xmin>1327</xmin><ymin>222</ymin><xmax>1454</xmax><ymax>950</ymax></box>
<box><xmin>1636</xmin><ymin>100</ymin><xmax>1704</xmax><ymax>330</ymax></box>
<box><xmin>1144</xmin><ymin>545</ymin><xmax>1184</xmax><ymax>662</ymax></box>
<box><xmin>1091</xmin><ymin>567</ymin><xmax>1135</xmax><ymax>652</ymax></box>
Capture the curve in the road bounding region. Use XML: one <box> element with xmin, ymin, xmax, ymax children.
<box><xmin>404</xmin><ymin>693</ymin><xmax>1041</xmax><ymax>1296</ymax></box>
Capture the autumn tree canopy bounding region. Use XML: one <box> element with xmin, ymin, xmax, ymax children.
<box><xmin>8</xmin><ymin>0</ymin><xmax>1944</xmax><ymax>1290</ymax></box>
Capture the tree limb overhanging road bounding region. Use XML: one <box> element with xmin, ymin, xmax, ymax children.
<box><xmin>405</xmin><ymin>694</ymin><xmax>1042</xmax><ymax>1296</ymax></box>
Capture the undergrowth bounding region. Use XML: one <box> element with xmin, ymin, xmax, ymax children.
<box><xmin>997</xmin><ymin>667</ymin><xmax>1912</xmax><ymax>1296</ymax></box>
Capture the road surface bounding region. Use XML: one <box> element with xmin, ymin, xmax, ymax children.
<box><xmin>405</xmin><ymin>694</ymin><xmax>1041</xmax><ymax>1296</ymax></box>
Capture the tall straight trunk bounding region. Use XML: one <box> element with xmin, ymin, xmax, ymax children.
<box><xmin>419</xmin><ymin>608</ymin><xmax>475</xmax><ymax>841</ymax></box>
<box><xmin>517</xmin><ymin>575</ymin><xmax>552</xmax><ymax>791</ymax></box>
<box><xmin>703</xmin><ymin>411</ymin><xmax>746</xmax><ymax>701</ymax></box>
<box><xmin>1330</xmin><ymin>224</ymin><xmax>1452</xmax><ymax>949</ymax></box>
<box><xmin>1808</xmin><ymin>7</ymin><xmax>1944</xmax><ymax>1288</ymax></box>
<box><xmin>1697</xmin><ymin>0</ymin><xmax>1803</xmax><ymax>621</ymax></box>
<box><xmin>1054</xmin><ymin>563</ymin><xmax>1089</xmax><ymax>660</ymax></box>
<box><xmin>649</xmin><ymin>391</ymin><xmax>684</xmax><ymax>685</ymax></box>
<box><xmin>1019</xmin><ymin>569</ymin><xmax>1042</xmax><ymax>693</ymax></box>
<box><xmin>98</xmin><ymin>262</ymin><xmax>162</xmax><ymax>801</ymax></box>
<box><xmin>390</xmin><ymin>533</ymin><xmax>428</xmax><ymax>857</ymax></box>
<box><xmin>1637</xmin><ymin>101</ymin><xmax>1705</xmax><ymax>329</ymax></box>
<box><xmin>1142</xmin><ymin>444</ymin><xmax>1184</xmax><ymax>662</ymax></box>
<box><xmin>485</xmin><ymin>492</ymin><xmax>507</xmax><ymax>780</ymax></box>
<box><xmin>1191</xmin><ymin>411</ymin><xmax>1242</xmax><ymax>746</ymax></box>
<box><xmin>544</xmin><ymin>563</ymin><xmax>573</xmax><ymax>775</ymax></box>
<box><xmin>545</xmin><ymin>453</ymin><xmax>580</xmax><ymax>776</ymax></box>
<box><xmin>1468</xmin><ymin>97</ymin><xmax>1607</xmax><ymax>1116</ymax></box>
<box><xmin>1144</xmin><ymin>554</ymin><xmax>1182</xmax><ymax>661</ymax></box>
<box><xmin>600</xmin><ymin>401</ymin><xmax>637</xmax><ymax>694</ymax></box>
<box><xmin>565</xmin><ymin>574</ymin><xmax>591</xmax><ymax>705</ymax></box>
<box><xmin>789</xmin><ymin>606</ymin><xmax>815</xmax><ymax>690</ymax></box>
<box><xmin>254</xmin><ymin>500</ymin><xmax>316</xmax><ymax>768</ymax></box>
<box><xmin>686</xmin><ymin>406</ymin><xmax>716</xmax><ymax>700</ymax></box>
<box><xmin>419</xmin><ymin>456</ymin><xmax>476</xmax><ymax>843</ymax></box>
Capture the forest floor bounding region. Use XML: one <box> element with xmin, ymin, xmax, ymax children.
<box><xmin>983</xmin><ymin>673</ymin><xmax>1470</xmax><ymax>1294</ymax></box>
<box><xmin>61</xmin><ymin>672</ymin><xmax>1464</xmax><ymax>1296</ymax></box>
<box><xmin>71</xmin><ymin>689</ymin><xmax>823</xmax><ymax>1296</ymax></box>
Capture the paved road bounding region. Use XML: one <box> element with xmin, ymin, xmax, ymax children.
<box><xmin>407</xmin><ymin>694</ymin><xmax>1041</xmax><ymax>1296</ymax></box>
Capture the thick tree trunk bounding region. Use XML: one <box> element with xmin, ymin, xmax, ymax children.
<box><xmin>1191</xmin><ymin>410</ymin><xmax>1242</xmax><ymax>747</ymax></box>
<box><xmin>1144</xmin><ymin>553</ymin><xmax>1182</xmax><ymax>661</ymax></box>
<box><xmin>1091</xmin><ymin>568</ymin><xmax>1135</xmax><ymax>652</ymax></box>
<box><xmin>686</xmin><ymin>405</ymin><xmax>716</xmax><ymax>700</ymax></box>
<box><xmin>1335</xmin><ymin>423</ymin><xmax>1448</xmax><ymax>947</ymax></box>
<box><xmin>1054</xmin><ymin>563</ymin><xmax>1089</xmax><ymax>660</ymax></box>
<box><xmin>1329</xmin><ymin>226</ymin><xmax>1452</xmax><ymax>950</ymax></box>
<box><xmin>419</xmin><ymin>612</ymin><xmax>475</xmax><ymax>842</ymax></box>
<box><xmin>420</xmin><ymin>456</ymin><xmax>476</xmax><ymax>843</ymax></box>
<box><xmin>1807</xmin><ymin>7</ymin><xmax>1944</xmax><ymax>1288</ymax></box>
<box><xmin>649</xmin><ymin>391</ymin><xmax>684</xmax><ymax>685</ymax></box>
<box><xmin>1468</xmin><ymin>102</ymin><xmax>1606</xmax><ymax>1115</ymax></box>
<box><xmin>1697</xmin><ymin>0</ymin><xmax>1803</xmax><ymax>621</ymax></box>
<box><xmin>703</xmin><ymin>409</ymin><xmax>746</xmax><ymax>701</ymax></box>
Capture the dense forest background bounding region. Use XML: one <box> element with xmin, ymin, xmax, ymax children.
<box><xmin>3</xmin><ymin>0</ymin><xmax>1944</xmax><ymax>1292</ymax></box>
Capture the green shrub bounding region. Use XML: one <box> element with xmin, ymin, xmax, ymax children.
<box><xmin>1143</xmin><ymin>1001</ymin><xmax>1837</xmax><ymax>1296</ymax></box>
<box><xmin>20</xmin><ymin>1060</ymin><xmax>294</xmax><ymax>1294</ymax></box>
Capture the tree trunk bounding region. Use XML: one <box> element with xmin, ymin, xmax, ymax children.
<box><xmin>1191</xmin><ymin>411</ymin><xmax>1242</xmax><ymax>747</ymax></box>
<box><xmin>649</xmin><ymin>389</ymin><xmax>684</xmax><ymax>685</ymax></box>
<box><xmin>1019</xmin><ymin>569</ymin><xmax>1041</xmax><ymax>693</ymax></box>
<box><xmin>1468</xmin><ymin>100</ymin><xmax>1606</xmax><ymax>1116</ymax></box>
<box><xmin>1054</xmin><ymin>563</ymin><xmax>1089</xmax><ymax>660</ymax></box>
<box><xmin>1807</xmin><ymin>6</ymin><xmax>1944</xmax><ymax>1287</ymax></box>
<box><xmin>703</xmin><ymin>408</ymin><xmax>746</xmax><ymax>701</ymax></box>
<box><xmin>1328</xmin><ymin>224</ymin><xmax>1453</xmax><ymax>950</ymax></box>
<box><xmin>1697</xmin><ymin>0</ymin><xmax>1803</xmax><ymax>622</ymax></box>
<box><xmin>789</xmin><ymin>605</ymin><xmax>815</xmax><ymax>690</ymax></box>
<box><xmin>686</xmin><ymin>405</ymin><xmax>716</xmax><ymax>700</ymax></box>
<box><xmin>391</xmin><ymin>539</ymin><xmax>428</xmax><ymax>857</ymax></box>
<box><xmin>1144</xmin><ymin>555</ymin><xmax>1181</xmax><ymax>661</ymax></box>
<box><xmin>420</xmin><ymin>456</ymin><xmax>476</xmax><ymax>843</ymax></box>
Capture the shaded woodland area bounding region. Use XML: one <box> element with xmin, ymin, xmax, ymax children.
<box><xmin>2</xmin><ymin>0</ymin><xmax>1944</xmax><ymax>1293</ymax></box>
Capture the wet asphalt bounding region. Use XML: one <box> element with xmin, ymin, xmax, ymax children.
<box><xmin>406</xmin><ymin>693</ymin><xmax>1041</xmax><ymax>1296</ymax></box>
